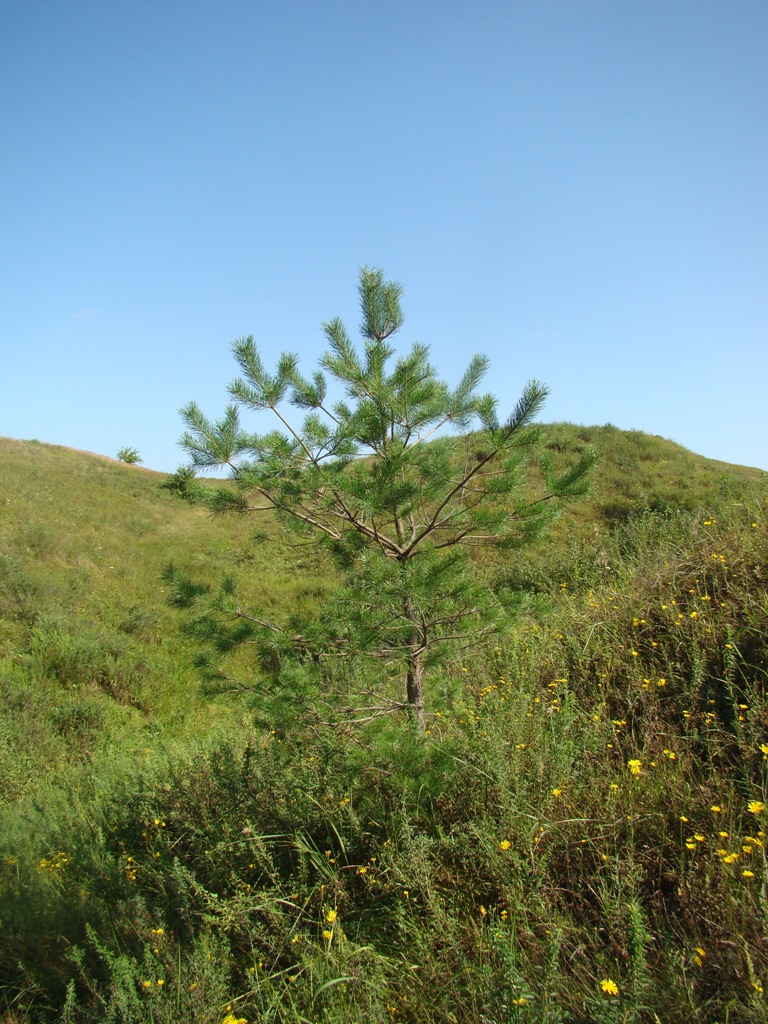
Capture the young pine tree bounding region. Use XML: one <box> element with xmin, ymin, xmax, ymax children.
<box><xmin>167</xmin><ymin>268</ymin><xmax>597</xmax><ymax>732</ymax></box>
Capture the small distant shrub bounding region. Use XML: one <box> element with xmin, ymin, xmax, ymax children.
<box><xmin>116</xmin><ymin>447</ymin><xmax>142</xmax><ymax>465</ymax></box>
<box><xmin>161</xmin><ymin>465</ymin><xmax>200</xmax><ymax>502</ymax></box>
<box><xmin>30</xmin><ymin>617</ymin><xmax>149</xmax><ymax>706</ymax></box>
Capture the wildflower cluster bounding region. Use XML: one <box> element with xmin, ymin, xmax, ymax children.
<box><xmin>38</xmin><ymin>851</ymin><xmax>70</xmax><ymax>874</ymax></box>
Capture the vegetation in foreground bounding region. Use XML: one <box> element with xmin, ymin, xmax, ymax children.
<box><xmin>0</xmin><ymin>429</ymin><xmax>766</xmax><ymax>1022</ymax></box>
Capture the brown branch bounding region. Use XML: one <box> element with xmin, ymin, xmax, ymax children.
<box><xmin>268</xmin><ymin>402</ymin><xmax>317</xmax><ymax>463</ymax></box>
<box><xmin>319</xmin><ymin>702</ymin><xmax>408</xmax><ymax>727</ymax></box>
<box><xmin>402</xmin><ymin>443</ymin><xmax>506</xmax><ymax>556</ymax></box>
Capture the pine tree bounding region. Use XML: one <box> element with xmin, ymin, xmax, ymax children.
<box><xmin>167</xmin><ymin>268</ymin><xmax>597</xmax><ymax>731</ymax></box>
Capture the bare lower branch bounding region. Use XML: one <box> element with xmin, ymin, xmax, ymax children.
<box><xmin>319</xmin><ymin>701</ymin><xmax>408</xmax><ymax>727</ymax></box>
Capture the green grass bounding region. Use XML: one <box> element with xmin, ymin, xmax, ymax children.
<box><xmin>0</xmin><ymin>431</ymin><xmax>766</xmax><ymax>1023</ymax></box>
<box><xmin>0</xmin><ymin>437</ymin><xmax>331</xmax><ymax>800</ymax></box>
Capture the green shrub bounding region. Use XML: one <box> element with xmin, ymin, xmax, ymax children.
<box><xmin>161</xmin><ymin>465</ymin><xmax>201</xmax><ymax>503</ymax></box>
<box><xmin>116</xmin><ymin>447</ymin><xmax>142</xmax><ymax>465</ymax></box>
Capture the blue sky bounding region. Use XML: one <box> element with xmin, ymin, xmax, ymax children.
<box><xmin>2</xmin><ymin>0</ymin><xmax>766</xmax><ymax>472</ymax></box>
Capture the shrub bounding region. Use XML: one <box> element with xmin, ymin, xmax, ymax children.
<box><xmin>116</xmin><ymin>447</ymin><xmax>142</xmax><ymax>465</ymax></box>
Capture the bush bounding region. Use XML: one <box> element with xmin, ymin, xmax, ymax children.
<box><xmin>116</xmin><ymin>447</ymin><xmax>142</xmax><ymax>465</ymax></box>
<box><xmin>161</xmin><ymin>465</ymin><xmax>201</xmax><ymax>502</ymax></box>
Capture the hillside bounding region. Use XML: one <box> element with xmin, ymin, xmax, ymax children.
<box><xmin>1</xmin><ymin>427</ymin><xmax>763</xmax><ymax>791</ymax></box>
<box><xmin>0</xmin><ymin>428</ymin><xmax>762</xmax><ymax>794</ymax></box>
<box><xmin>2</xmin><ymin>424</ymin><xmax>761</xmax><ymax>598</ymax></box>
<box><xmin>0</xmin><ymin>435</ymin><xmax>330</xmax><ymax>801</ymax></box>
<box><xmin>1</xmin><ymin>429</ymin><xmax>767</xmax><ymax>1023</ymax></box>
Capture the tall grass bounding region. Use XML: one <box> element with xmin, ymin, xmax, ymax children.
<box><xmin>2</xmin><ymin>470</ymin><xmax>767</xmax><ymax>1022</ymax></box>
<box><xmin>0</xmin><ymin>434</ymin><xmax>765</xmax><ymax>1020</ymax></box>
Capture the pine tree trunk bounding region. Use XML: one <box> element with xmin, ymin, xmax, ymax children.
<box><xmin>406</xmin><ymin>653</ymin><xmax>426</xmax><ymax>733</ymax></box>
<box><xmin>402</xmin><ymin>590</ymin><xmax>426</xmax><ymax>732</ymax></box>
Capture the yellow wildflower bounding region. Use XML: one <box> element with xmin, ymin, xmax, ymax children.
<box><xmin>600</xmin><ymin>979</ymin><xmax>620</xmax><ymax>995</ymax></box>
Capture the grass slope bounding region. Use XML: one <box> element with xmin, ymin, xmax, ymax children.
<box><xmin>0</xmin><ymin>436</ymin><xmax>329</xmax><ymax>801</ymax></box>
<box><xmin>0</xmin><ymin>430</ymin><xmax>766</xmax><ymax>1023</ymax></box>
<box><xmin>0</xmin><ymin>428</ymin><xmax>761</xmax><ymax>801</ymax></box>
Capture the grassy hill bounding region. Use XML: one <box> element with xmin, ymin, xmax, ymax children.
<box><xmin>0</xmin><ymin>435</ymin><xmax>334</xmax><ymax>800</ymax></box>
<box><xmin>0</xmin><ymin>429</ymin><xmax>766</xmax><ymax>1023</ymax></box>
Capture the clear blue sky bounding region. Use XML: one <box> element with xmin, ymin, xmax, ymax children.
<box><xmin>2</xmin><ymin>0</ymin><xmax>766</xmax><ymax>472</ymax></box>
